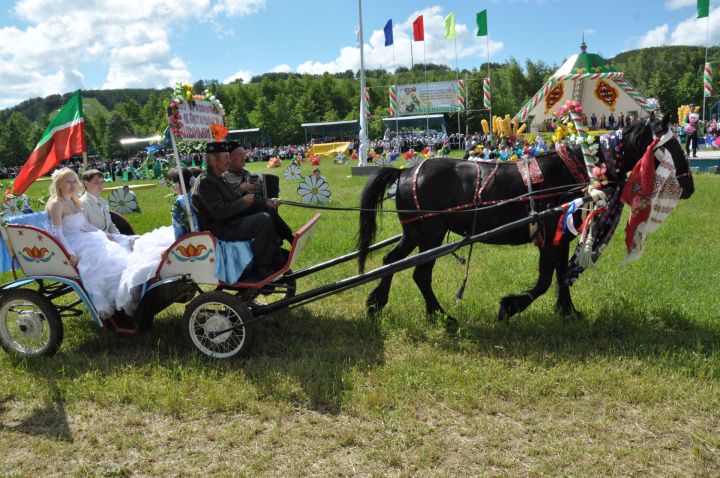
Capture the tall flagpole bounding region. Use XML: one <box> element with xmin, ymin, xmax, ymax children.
<box><xmin>423</xmin><ymin>40</ymin><xmax>429</xmax><ymax>136</ymax></box>
<box><xmin>393</xmin><ymin>38</ymin><xmax>399</xmax><ymax>143</ymax></box>
<box><xmin>702</xmin><ymin>12</ymin><xmax>709</xmax><ymax>132</ymax></box>
<box><xmin>486</xmin><ymin>32</ymin><xmax>492</xmax><ymax>147</ymax></box>
<box><xmin>358</xmin><ymin>0</ymin><xmax>368</xmax><ymax>167</ymax></box>
<box><xmin>454</xmin><ymin>34</ymin><xmax>461</xmax><ymax>150</ymax></box>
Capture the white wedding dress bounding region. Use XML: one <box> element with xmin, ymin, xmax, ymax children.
<box><xmin>115</xmin><ymin>225</ymin><xmax>176</xmax><ymax>316</ymax></box>
<box><xmin>58</xmin><ymin>213</ymin><xmax>130</xmax><ymax>318</ymax></box>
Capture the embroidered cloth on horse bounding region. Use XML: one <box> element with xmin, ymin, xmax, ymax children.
<box><xmin>620</xmin><ymin>139</ymin><xmax>681</xmax><ymax>262</ymax></box>
<box><xmin>515</xmin><ymin>155</ymin><xmax>543</xmax><ymax>187</ymax></box>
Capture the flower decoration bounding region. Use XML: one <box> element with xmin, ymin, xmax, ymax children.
<box><xmin>590</xmin><ymin>164</ymin><xmax>609</xmax><ymax>189</ymax></box>
<box><xmin>386</xmin><ymin>179</ymin><xmax>398</xmax><ymax>197</ymax></box>
<box><xmin>406</xmin><ymin>155</ymin><xmax>421</xmax><ymax>167</ymax></box>
<box><xmin>1</xmin><ymin>195</ymin><xmax>30</xmax><ymax>216</ymax></box>
<box><xmin>298</xmin><ymin>175</ymin><xmax>331</xmax><ymax>204</ymax></box>
<box><xmin>376</xmin><ymin>154</ymin><xmax>392</xmax><ymax>167</ymax></box>
<box><xmin>210</xmin><ymin>123</ymin><xmax>228</xmax><ymax>141</ymax></box>
<box><xmin>108</xmin><ymin>188</ymin><xmax>140</xmax><ymax>214</ymax></box>
<box><xmin>284</xmin><ymin>164</ymin><xmax>302</xmax><ymax>181</ymax></box>
<box><xmin>310</xmin><ymin>155</ymin><xmax>321</xmax><ymax>166</ymax></box>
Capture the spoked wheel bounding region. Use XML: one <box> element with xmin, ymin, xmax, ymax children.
<box><xmin>0</xmin><ymin>289</ymin><xmax>63</xmax><ymax>357</ymax></box>
<box><xmin>182</xmin><ymin>291</ymin><xmax>255</xmax><ymax>359</ymax></box>
<box><xmin>251</xmin><ymin>272</ymin><xmax>297</xmax><ymax>308</ymax></box>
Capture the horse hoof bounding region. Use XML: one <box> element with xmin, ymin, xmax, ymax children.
<box><xmin>498</xmin><ymin>297</ymin><xmax>515</xmax><ymax>321</ymax></box>
<box><xmin>444</xmin><ymin>315</ymin><xmax>459</xmax><ymax>334</ymax></box>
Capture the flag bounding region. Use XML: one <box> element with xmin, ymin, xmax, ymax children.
<box><xmin>697</xmin><ymin>0</ymin><xmax>709</xmax><ymax>18</ymax></box>
<box><xmin>413</xmin><ymin>15</ymin><xmax>424</xmax><ymax>41</ymax></box>
<box><xmin>13</xmin><ymin>90</ymin><xmax>86</xmax><ymax>195</ymax></box>
<box><xmin>476</xmin><ymin>10</ymin><xmax>488</xmax><ymax>37</ymax></box>
<box><xmin>444</xmin><ymin>13</ymin><xmax>456</xmax><ymax>40</ymax></box>
<box><xmin>705</xmin><ymin>62</ymin><xmax>713</xmax><ymax>97</ymax></box>
<box><xmin>383</xmin><ymin>19</ymin><xmax>393</xmax><ymax>46</ymax></box>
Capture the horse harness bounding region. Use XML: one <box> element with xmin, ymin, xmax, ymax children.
<box><xmin>400</xmin><ymin>151</ymin><xmax>589</xmax><ymax>226</ymax></box>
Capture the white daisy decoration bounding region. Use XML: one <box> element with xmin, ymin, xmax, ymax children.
<box><xmin>406</xmin><ymin>155</ymin><xmax>422</xmax><ymax>167</ymax></box>
<box><xmin>386</xmin><ymin>179</ymin><xmax>398</xmax><ymax>198</ymax></box>
<box><xmin>108</xmin><ymin>188</ymin><xmax>140</xmax><ymax>214</ymax></box>
<box><xmin>297</xmin><ymin>175</ymin><xmax>331</xmax><ymax>204</ymax></box>
<box><xmin>376</xmin><ymin>155</ymin><xmax>392</xmax><ymax>167</ymax></box>
<box><xmin>284</xmin><ymin>164</ymin><xmax>302</xmax><ymax>181</ymax></box>
<box><xmin>1</xmin><ymin>196</ymin><xmax>24</xmax><ymax>216</ymax></box>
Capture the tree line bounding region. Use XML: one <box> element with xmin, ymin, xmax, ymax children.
<box><xmin>0</xmin><ymin>45</ymin><xmax>717</xmax><ymax>166</ymax></box>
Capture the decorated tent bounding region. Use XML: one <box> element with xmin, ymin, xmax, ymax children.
<box><xmin>514</xmin><ymin>41</ymin><xmax>656</xmax><ymax>131</ymax></box>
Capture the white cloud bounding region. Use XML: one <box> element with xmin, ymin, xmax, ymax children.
<box><xmin>212</xmin><ymin>0</ymin><xmax>265</xmax><ymax>16</ymax></box>
<box><xmin>0</xmin><ymin>0</ymin><xmax>266</xmax><ymax>107</ymax></box>
<box><xmin>637</xmin><ymin>24</ymin><xmax>669</xmax><ymax>47</ymax></box>
<box><xmin>665</xmin><ymin>0</ymin><xmax>696</xmax><ymax>10</ymax></box>
<box><xmin>270</xmin><ymin>64</ymin><xmax>293</xmax><ymax>73</ymax></box>
<box><xmin>670</xmin><ymin>7</ymin><xmax>720</xmax><ymax>45</ymax></box>
<box><xmin>223</xmin><ymin>69</ymin><xmax>253</xmax><ymax>84</ymax></box>
<box><xmin>296</xmin><ymin>7</ymin><xmax>503</xmax><ymax>75</ymax></box>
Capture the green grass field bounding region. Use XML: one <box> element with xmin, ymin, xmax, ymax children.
<box><xmin>1</xmin><ymin>159</ymin><xmax>719</xmax><ymax>477</ymax></box>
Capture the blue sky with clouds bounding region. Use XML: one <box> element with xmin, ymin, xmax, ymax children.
<box><xmin>0</xmin><ymin>0</ymin><xmax>718</xmax><ymax>108</ymax></box>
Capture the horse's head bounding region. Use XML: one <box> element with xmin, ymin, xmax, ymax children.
<box><xmin>620</xmin><ymin>114</ymin><xmax>694</xmax><ymax>199</ymax></box>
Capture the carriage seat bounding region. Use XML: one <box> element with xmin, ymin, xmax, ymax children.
<box><xmin>0</xmin><ymin>211</ymin><xmax>80</xmax><ymax>279</ymax></box>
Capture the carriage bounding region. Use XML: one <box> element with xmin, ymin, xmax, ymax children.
<box><xmin>0</xmin><ymin>210</ymin><xmax>320</xmax><ymax>359</ymax></box>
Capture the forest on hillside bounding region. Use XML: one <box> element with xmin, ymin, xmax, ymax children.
<box><xmin>0</xmin><ymin>45</ymin><xmax>718</xmax><ymax>166</ymax></box>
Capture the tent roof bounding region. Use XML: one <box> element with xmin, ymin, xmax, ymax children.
<box><xmin>553</xmin><ymin>52</ymin><xmax>616</xmax><ymax>78</ymax></box>
<box><xmin>381</xmin><ymin>114</ymin><xmax>444</xmax><ymax>122</ymax></box>
<box><xmin>228</xmin><ymin>128</ymin><xmax>260</xmax><ymax>134</ymax></box>
<box><xmin>301</xmin><ymin>120</ymin><xmax>358</xmax><ymax>128</ymax></box>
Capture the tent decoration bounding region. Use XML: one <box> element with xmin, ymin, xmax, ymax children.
<box><xmin>514</xmin><ymin>40</ymin><xmax>657</xmax><ymax>130</ymax></box>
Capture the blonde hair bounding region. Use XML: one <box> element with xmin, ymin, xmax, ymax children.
<box><xmin>47</xmin><ymin>168</ymin><xmax>82</xmax><ymax>209</ymax></box>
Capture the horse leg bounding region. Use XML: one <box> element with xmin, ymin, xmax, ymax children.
<box><xmin>554</xmin><ymin>239</ymin><xmax>580</xmax><ymax>317</ymax></box>
<box><xmin>412</xmin><ymin>229</ymin><xmax>457</xmax><ymax>327</ymax></box>
<box><xmin>498</xmin><ymin>243</ymin><xmax>557</xmax><ymax>321</ymax></box>
<box><xmin>366</xmin><ymin>233</ymin><xmax>417</xmax><ymax>317</ymax></box>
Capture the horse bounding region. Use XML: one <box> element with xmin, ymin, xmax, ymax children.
<box><xmin>357</xmin><ymin>115</ymin><xmax>695</xmax><ymax>324</ymax></box>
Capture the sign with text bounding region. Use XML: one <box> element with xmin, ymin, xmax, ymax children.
<box><xmin>396</xmin><ymin>81</ymin><xmax>461</xmax><ymax>115</ymax></box>
<box><xmin>173</xmin><ymin>100</ymin><xmax>224</xmax><ymax>142</ymax></box>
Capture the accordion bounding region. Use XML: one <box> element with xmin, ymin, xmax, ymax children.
<box><xmin>245</xmin><ymin>173</ymin><xmax>267</xmax><ymax>200</ymax></box>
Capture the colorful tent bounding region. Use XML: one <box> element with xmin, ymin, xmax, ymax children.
<box><xmin>514</xmin><ymin>41</ymin><xmax>656</xmax><ymax>131</ymax></box>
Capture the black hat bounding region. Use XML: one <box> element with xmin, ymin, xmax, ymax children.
<box><xmin>227</xmin><ymin>141</ymin><xmax>242</xmax><ymax>153</ymax></box>
<box><xmin>205</xmin><ymin>142</ymin><xmax>228</xmax><ymax>153</ymax></box>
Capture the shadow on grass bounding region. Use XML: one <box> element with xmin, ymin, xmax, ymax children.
<box><xmin>440</xmin><ymin>298</ymin><xmax>720</xmax><ymax>369</ymax></box>
<box><xmin>0</xmin><ymin>382</ymin><xmax>73</xmax><ymax>442</ymax></box>
<box><xmin>8</xmin><ymin>308</ymin><xmax>384</xmax><ymax>415</ymax></box>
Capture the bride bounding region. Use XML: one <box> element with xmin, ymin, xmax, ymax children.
<box><xmin>45</xmin><ymin>168</ymin><xmax>130</xmax><ymax>318</ymax></box>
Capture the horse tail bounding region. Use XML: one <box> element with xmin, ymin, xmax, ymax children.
<box><xmin>357</xmin><ymin>167</ymin><xmax>403</xmax><ymax>273</ymax></box>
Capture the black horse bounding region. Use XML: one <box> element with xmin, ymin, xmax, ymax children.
<box><xmin>358</xmin><ymin>115</ymin><xmax>694</xmax><ymax>323</ymax></box>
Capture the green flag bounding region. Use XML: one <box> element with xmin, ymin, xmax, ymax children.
<box><xmin>698</xmin><ymin>0</ymin><xmax>710</xmax><ymax>18</ymax></box>
<box><xmin>697</xmin><ymin>0</ymin><xmax>709</xmax><ymax>18</ymax></box>
<box><xmin>476</xmin><ymin>10</ymin><xmax>488</xmax><ymax>37</ymax></box>
<box><xmin>444</xmin><ymin>13</ymin><xmax>456</xmax><ymax>40</ymax></box>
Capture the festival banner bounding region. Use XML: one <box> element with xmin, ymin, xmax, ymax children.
<box><xmin>169</xmin><ymin>100</ymin><xmax>225</xmax><ymax>142</ymax></box>
<box><xmin>395</xmin><ymin>81</ymin><xmax>462</xmax><ymax>115</ymax></box>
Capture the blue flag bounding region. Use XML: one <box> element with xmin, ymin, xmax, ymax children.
<box><xmin>383</xmin><ymin>19</ymin><xmax>393</xmax><ymax>46</ymax></box>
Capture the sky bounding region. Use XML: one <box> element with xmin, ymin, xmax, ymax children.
<box><xmin>0</xmin><ymin>0</ymin><xmax>719</xmax><ymax>109</ymax></box>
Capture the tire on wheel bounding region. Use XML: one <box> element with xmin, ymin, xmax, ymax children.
<box><xmin>0</xmin><ymin>289</ymin><xmax>63</xmax><ymax>357</ymax></box>
<box><xmin>182</xmin><ymin>291</ymin><xmax>255</xmax><ymax>359</ymax></box>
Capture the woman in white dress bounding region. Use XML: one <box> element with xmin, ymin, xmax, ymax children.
<box><xmin>45</xmin><ymin>168</ymin><xmax>130</xmax><ymax>318</ymax></box>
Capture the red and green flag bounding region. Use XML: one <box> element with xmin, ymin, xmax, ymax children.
<box><xmin>13</xmin><ymin>90</ymin><xmax>86</xmax><ymax>195</ymax></box>
<box><xmin>697</xmin><ymin>0</ymin><xmax>709</xmax><ymax>18</ymax></box>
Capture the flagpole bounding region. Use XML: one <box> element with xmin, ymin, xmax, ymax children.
<box><xmin>358</xmin><ymin>0</ymin><xmax>369</xmax><ymax>167</ymax></box>
<box><xmin>168</xmin><ymin>125</ymin><xmax>196</xmax><ymax>233</ymax></box>
<box><xmin>410</xmin><ymin>39</ymin><xmax>414</xmax><ymax>70</ymax></box>
<box><xmin>393</xmin><ymin>42</ymin><xmax>399</xmax><ymax>143</ymax></box>
<box><xmin>423</xmin><ymin>40</ymin><xmax>429</xmax><ymax>137</ymax></box>
<box><xmin>702</xmin><ymin>13</ymin><xmax>709</xmax><ymax>132</ymax></box>
<box><xmin>454</xmin><ymin>34</ymin><xmax>461</xmax><ymax>151</ymax></box>
<box><xmin>486</xmin><ymin>33</ymin><xmax>493</xmax><ymax>147</ymax></box>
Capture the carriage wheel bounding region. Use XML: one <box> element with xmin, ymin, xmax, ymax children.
<box><xmin>182</xmin><ymin>291</ymin><xmax>255</xmax><ymax>359</ymax></box>
<box><xmin>251</xmin><ymin>272</ymin><xmax>297</xmax><ymax>308</ymax></box>
<box><xmin>0</xmin><ymin>289</ymin><xmax>63</xmax><ymax>357</ymax></box>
